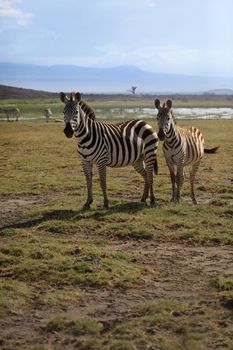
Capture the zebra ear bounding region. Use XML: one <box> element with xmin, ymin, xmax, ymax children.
<box><xmin>60</xmin><ymin>92</ymin><xmax>68</xmax><ymax>103</ymax></box>
<box><xmin>154</xmin><ymin>99</ymin><xmax>160</xmax><ymax>109</ymax></box>
<box><xmin>75</xmin><ymin>92</ymin><xmax>82</xmax><ymax>102</ymax></box>
<box><xmin>166</xmin><ymin>99</ymin><xmax>172</xmax><ymax>109</ymax></box>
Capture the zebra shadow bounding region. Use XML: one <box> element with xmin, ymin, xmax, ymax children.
<box><xmin>90</xmin><ymin>201</ymin><xmax>146</xmax><ymax>219</ymax></box>
<box><xmin>0</xmin><ymin>202</ymin><xmax>146</xmax><ymax>232</ymax></box>
<box><xmin>0</xmin><ymin>202</ymin><xmax>145</xmax><ymax>234</ymax></box>
<box><xmin>0</xmin><ymin>209</ymin><xmax>82</xmax><ymax>231</ymax></box>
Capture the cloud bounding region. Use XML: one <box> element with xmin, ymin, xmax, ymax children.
<box><xmin>0</xmin><ymin>0</ymin><xmax>33</xmax><ymax>28</ymax></box>
<box><xmin>145</xmin><ymin>0</ymin><xmax>158</xmax><ymax>7</ymax></box>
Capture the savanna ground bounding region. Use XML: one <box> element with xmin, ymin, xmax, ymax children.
<box><xmin>0</xmin><ymin>100</ymin><xmax>233</xmax><ymax>350</ymax></box>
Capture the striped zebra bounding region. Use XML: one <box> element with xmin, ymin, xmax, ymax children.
<box><xmin>0</xmin><ymin>107</ymin><xmax>20</xmax><ymax>121</ymax></box>
<box><xmin>154</xmin><ymin>98</ymin><xmax>219</xmax><ymax>204</ymax></box>
<box><xmin>60</xmin><ymin>92</ymin><xmax>159</xmax><ymax>209</ymax></box>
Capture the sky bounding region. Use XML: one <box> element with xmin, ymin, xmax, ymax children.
<box><xmin>0</xmin><ymin>0</ymin><xmax>233</xmax><ymax>77</ymax></box>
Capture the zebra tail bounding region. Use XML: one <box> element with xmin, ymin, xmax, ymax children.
<box><xmin>154</xmin><ymin>158</ymin><xmax>158</xmax><ymax>175</ymax></box>
<box><xmin>204</xmin><ymin>146</ymin><xmax>219</xmax><ymax>154</ymax></box>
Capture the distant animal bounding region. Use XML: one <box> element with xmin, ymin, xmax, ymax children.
<box><xmin>0</xmin><ymin>107</ymin><xmax>20</xmax><ymax>121</ymax></box>
<box><xmin>44</xmin><ymin>107</ymin><xmax>52</xmax><ymax>122</ymax></box>
<box><xmin>60</xmin><ymin>92</ymin><xmax>159</xmax><ymax>209</ymax></box>
<box><xmin>154</xmin><ymin>98</ymin><xmax>219</xmax><ymax>204</ymax></box>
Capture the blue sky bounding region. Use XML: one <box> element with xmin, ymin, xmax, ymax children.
<box><xmin>0</xmin><ymin>0</ymin><xmax>233</xmax><ymax>77</ymax></box>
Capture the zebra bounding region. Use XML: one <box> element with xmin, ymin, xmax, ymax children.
<box><xmin>0</xmin><ymin>107</ymin><xmax>20</xmax><ymax>121</ymax></box>
<box><xmin>154</xmin><ymin>98</ymin><xmax>219</xmax><ymax>204</ymax></box>
<box><xmin>44</xmin><ymin>107</ymin><xmax>52</xmax><ymax>122</ymax></box>
<box><xmin>60</xmin><ymin>92</ymin><xmax>159</xmax><ymax>209</ymax></box>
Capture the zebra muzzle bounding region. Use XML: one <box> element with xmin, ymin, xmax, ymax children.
<box><xmin>64</xmin><ymin>123</ymin><xmax>74</xmax><ymax>138</ymax></box>
<box><xmin>158</xmin><ymin>129</ymin><xmax>165</xmax><ymax>141</ymax></box>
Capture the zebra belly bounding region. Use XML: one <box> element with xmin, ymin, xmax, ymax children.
<box><xmin>107</xmin><ymin>155</ymin><xmax>141</xmax><ymax>168</ymax></box>
<box><xmin>105</xmin><ymin>137</ymin><xmax>144</xmax><ymax>167</ymax></box>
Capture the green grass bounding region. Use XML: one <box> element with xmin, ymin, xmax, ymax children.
<box><xmin>211</xmin><ymin>277</ymin><xmax>233</xmax><ymax>291</ymax></box>
<box><xmin>0</xmin><ymin>114</ymin><xmax>233</xmax><ymax>349</ymax></box>
<box><xmin>1</xmin><ymin>96</ymin><xmax>233</xmax><ymax>120</ymax></box>
<box><xmin>0</xmin><ymin>98</ymin><xmax>62</xmax><ymax>119</ymax></box>
<box><xmin>46</xmin><ymin>316</ymin><xmax>103</xmax><ymax>335</ymax></box>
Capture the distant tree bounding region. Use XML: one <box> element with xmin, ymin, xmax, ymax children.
<box><xmin>128</xmin><ymin>86</ymin><xmax>137</xmax><ymax>95</ymax></box>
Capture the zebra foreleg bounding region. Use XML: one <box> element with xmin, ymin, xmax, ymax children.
<box><xmin>147</xmin><ymin>169</ymin><xmax>156</xmax><ymax>206</ymax></box>
<box><xmin>82</xmin><ymin>161</ymin><xmax>93</xmax><ymax>210</ymax></box>
<box><xmin>166</xmin><ymin>162</ymin><xmax>176</xmax><ymax>202</ymax></box>
<box><xmin>16</xmin><ymin>111</ymin><xmax>20</xmax><ymax>122</ymax></box>
<box><xmin>97</xmin><ymin>164</ymin><xmax>109</xmax><ymax>209</ymax></box>
<box><xmin>190</xmin><ymin>161</ymin><xmax>200</xmax><ymax>204</ymax></box>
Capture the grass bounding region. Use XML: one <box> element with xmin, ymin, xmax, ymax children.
<box><xmin>211</xmin><ymin>277</ymin><xmax>233</xmax><ymax>291</ymax></box>
<box><xmin>41</xmin><ymin>297</ymin><xmax>233</xmax><ymax>350</ymax></box>
<box><xmin>0</xmin><ymin>111</ymin><xmax>233</xmax><ymax>349</ymax></box>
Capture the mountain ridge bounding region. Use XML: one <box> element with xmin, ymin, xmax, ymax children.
<box><xmin>0</xmin><ymin>62</ymin><xmax>233</xmax><ymax>93</ymax></box>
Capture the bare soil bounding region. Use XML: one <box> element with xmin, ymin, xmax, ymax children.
<box><xmin>0</xmin><ymin>195</ymin><xmax>233</xmax><ymax>350</ymax></box>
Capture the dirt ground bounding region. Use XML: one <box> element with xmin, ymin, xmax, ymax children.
<box><xmin>0</xmin><ymin>195</ymin><xmax>233</xmax><ymax>350</ymax></box>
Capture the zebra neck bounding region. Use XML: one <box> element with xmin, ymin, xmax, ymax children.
<box><xmin>75</xmin><ymin>116</ymin><xmax>93</xmax><ymax>141</ymax></box>
<box><xmin>164</xmin><ymin>122</ymin><xmax>179</xmax><ymax>147</ymax></box>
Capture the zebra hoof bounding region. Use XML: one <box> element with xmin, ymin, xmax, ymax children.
<box><xmin>173</xmin><ymin>197</ymin><xmax>181</xmax><ymax>204</ymax></box>
<box><xmin>103</xmin><ymin>201</ymin><xmax>109</xmax><ymax>209</ymax></box>
<box><xmin>150</xmin><ymin>197</ymin><xmax>157</xmax><ymax>207</ymax></box>
<box><xmin>192</xmin><ymin>198</ymin><xmax>198</xmax><ymax>205</ymax></box>
<box><xmin>83</xmin><ymin>202</ymin><xmax>92</xmax><ymax>210</ymax></box>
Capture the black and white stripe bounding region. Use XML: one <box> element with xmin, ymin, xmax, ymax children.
<box><xmin>60</xmin><ymin>92</ymin><xmax>159</xmax><ymax>209</ymax></box>
<box><xmin>155</xmin><ymin>98</ymin><xmax>218</xmax><ymax>204</ymax></box>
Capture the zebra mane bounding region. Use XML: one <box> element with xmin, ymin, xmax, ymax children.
<box><xmin>171</xmin><ymin>110</ymin><xmax>177</xmax><ymax>125</ymax></box>
<box><xmin>78</xmin><ymin>100</ymin><xmax>96</xmax><ymax>121</ymax></box>
<box><xmin>62</xmin><ymin>92</ymin><xmax>96</xmax><ymax>121</ymax></box>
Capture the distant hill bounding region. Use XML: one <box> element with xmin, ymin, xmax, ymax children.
<box><xmin>0</xmin><ymin>84</ymin><xmax>58</xmax><ymax>99</ymax></box>
<box><xmin>205</xmin><ymin>88</ymin><xmax>233</xmax><ymax>95</ymax></box>
<box><xmin>1</xmin><ymin>62</ymin><xmax>233</xmax><ymax>94</ymax></box>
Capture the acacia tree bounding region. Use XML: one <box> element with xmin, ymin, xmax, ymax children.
<box><xmin>129</xmin><ymin>86</ymin><xmax>137</xmax><ymax>95</ymax></box>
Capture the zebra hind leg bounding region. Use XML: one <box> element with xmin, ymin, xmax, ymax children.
<box><xmin>175</xmin><ymin>166</ymin><xmax>184</xmax><ymax>203</ymax></box>
<box><xmin>190</xmin><ymin>161</ymin><xmax>200</xmax><ymax>204</ymax></box>
<box><xmin>146</xmin><ymin>166</ymin><xmax>156</xmax><ymax>206</ymax></box>
<box><xmin>133</xmin><ymin>159</ymin><xmax>149</xmax><ymax>204</ymax></box>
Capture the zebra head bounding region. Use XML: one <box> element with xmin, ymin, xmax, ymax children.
<box><xmin>154</xmin><ymin>99</ymin><xmax>174</xmax><ymax>141</ymax></box>
<box><xmin>60</xmin><ymin>92</ymin><xmax>82</xmax><ymax>138</ymax></box>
